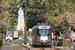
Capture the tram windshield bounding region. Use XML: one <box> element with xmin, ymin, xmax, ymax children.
<box><xmin>39</xmin><ymin>29</ymin><xmax>49</xmax><ymax>36</ymax></box>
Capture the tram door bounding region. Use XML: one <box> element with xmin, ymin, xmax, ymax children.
<box><xmin>49</xmin><ymin>28</ymin><xmax>52</xmax><ymax>45</ymax></box>
<box><xmin>32</xmin><ymin>28</ymin><xmax>38</xmax><ymax>44</ymax></box>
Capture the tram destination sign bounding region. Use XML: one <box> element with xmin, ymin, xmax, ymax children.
<box><xmin>39</xmin><ymin>26</ymin><xmax>49</xmax><ymax>29</ymax></box>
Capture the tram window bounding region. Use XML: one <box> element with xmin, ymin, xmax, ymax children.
<box><xmin>39</xmin><ymin>29</ymin><xmax>49</xmax><ymax>36</ymax></box>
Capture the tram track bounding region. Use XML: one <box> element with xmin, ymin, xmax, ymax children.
<box><xmin>20</xmin><ymin>44</ymin><xmax>56</xmax><ymax>50</ymax></box>
<box><xmin>19</xmin><ymin>44</ymin><xmax>51</xmax><ymax>50</ymax></box>
<box><xmin>20</xmin><ymin>44</ymin><xmax>31</xmax><ymax>50</ymax></box>
<box><xmin>38</xmin><ymin>47</ymin><xmax>53</xmax><ymax>50</ymax></box>
<box><xmin>12</xmin><ymin>44</ymin><xmax>30</xmax><ymax>50</ymax></box>
<box><xmin>30</xmin><ymin>45</ymin><xmax>54</xmax><ymax>50</ymax></box>
<box><xmin>12</xmin><ymin>45</ymin><xmax>16</xmax><ymax>50</ymax></box>
<box><xmin>12</xmin><ymin>43</ymin><xmax>57</xmax><ymax>50</ymax></box>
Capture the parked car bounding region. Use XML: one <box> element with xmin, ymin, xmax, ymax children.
<box><xmin>64</xmin><ymin>37</ymin><xmax>70</xmax><ymax>42</ymax></box>
<box><xmin>71</xmin><ymin>36</ymin><xmax>75</xmax><ymax>42</ymax></box>
<box><xmin>17</xmin><ymin>37</ymin><xmax>24</xmax><ymax>40</ymax></box>
<box><xmin>17</xmin><ymin>37</ymin><xmax>29</xmax><ymax>41</ymax></box>
<box><xmin>6</xmin><ymin>35</ymin><xmax>13</xmax><ymax>42</ymax></box>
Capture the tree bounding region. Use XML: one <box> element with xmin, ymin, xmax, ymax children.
<box><xmin>21</xmin><ymin>0</ymin><xmax>45</xmax><ymax>29</ymax></box>
<box><xmin>8</xmin><ymin>0</ymin><xmax>21</xmax><ymax>30</ymax></box>
<box><xmin>42</xmin><ymin>0</ymin><xmax>75</xmax><ymax>46</ymax></box>
<box><xmin>44</xmin><ymin>0</ymin><xmax>75</xmax><ymax>34</ymax></box>
<box><xmin>0</xmin><ymin>0</ymin><xmax>10</xmax><ymax>33</ymax></box>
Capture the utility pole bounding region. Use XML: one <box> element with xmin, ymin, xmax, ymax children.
<box><xmin>24</xmin><ymin>0</ymin><xmax>41</xmax><ymax>44</ymax></box>
<box><xmin>24</xmin><ymin>0</ymin><xmax>27</xmax><ymax>44</ymax></box>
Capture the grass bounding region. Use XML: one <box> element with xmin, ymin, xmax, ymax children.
<box><xmin>11</xmin><ymin>40</ymin><xmax>24</xmax><ymax>44</ymax></box>
<box><xmin>27</xmin><ymin>40</ymin><xmax>32</xmax><ymax>43</ymax></box>
<box><xmin>11</xmin><ymin>40</ymin><xmax>32</xmax><ymax>44</ymax></box>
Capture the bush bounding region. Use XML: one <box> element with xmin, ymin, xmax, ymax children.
<box><xmin>0</xmin><ymin>39</ymin><xmax>3</xmax><ymax>48</ymax></box>
<box><xmin>28</xmin><ymin>31</ymin><xmax>32</xmax><ymax>35</ymax></box>
<box><xmin>58</xmin><ymin>41</ymin><xmax>63</xmax><ymax>46</ymax></box>
<box><xmin>64</xmin><ymin>41</ymin><xmax>68</xmax><ymax>47</ymax></box>
<box><xmin>57</xmin><ymin>41</ymin><xmax>69</xmax><ymax>47</ymax></box>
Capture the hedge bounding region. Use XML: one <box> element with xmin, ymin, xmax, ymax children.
<box><xmin>64</xmin><ymin>41</ymin><xmax>68</xmax><ymax>47</ymax></box>
<box><xmin>57</xmin><ymin>41</ymin><xmax>69</xmax><ymax>47</ymax></box>
<box><xmin>0</xmin><ymin>39</ymin><xmax>3</xmax><ymax>48</ymax></box>
<box><xmin>58</xmin><ymin>41</ymin><xmax>63</xmax><ymax>46</ymax></box>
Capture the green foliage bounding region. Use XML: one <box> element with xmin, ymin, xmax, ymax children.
<box><xmin>8</xmin><ymin>0</ymin><xmax>18</xmax><ymax>30</ymax></box>
<box><xmin>1</xmin><ymin>0</ymin><xmax>75</xmax><ymax>35</ymax></box>
<box><xmin>43</xmin><ymin>0</ymin><xmax>75</xmax><ymax>35</ymax></box>
<box><xmin>28</xmin><ymin>31</ymin><xmax>32</xmax><ymax>35</ymax></box>
<box><xmin>22</xmin><ymin>0</ymin><xmax>46</xmax><ymax>29</ymax></box>
<box><xmin>0</xmin><ymin>0</ymin><xmax>10</xmax><ymax>33</ymax></box>
<box><xmin>64</xmin><ymin>41</ymin><xmax>68</xmax><ymax>47</ymax></box>
<box><xmin>0</xmin><ymin>39</ymin><xmax>3</xmax><ymax>48</ymax></box>
<box><xmin>57</xmin><ymin>41</ymin><xmax>63</xmax><ymax>46</ymax></box>
<box><xmin>57</xmin><ymin>41</ymin><xmax>69</xmax><ymax>47</ymax></box>
<box><xmin>18</xmin><ymin>0</ymin><xmax>75</xmax><ymax>33</ymax></box>
<box><xmin>9</xmin><ymin>17</ymin><xmax>17</xmax><ymax>30</ymax></box>
<box><xmin>27</xmin><ymin>41</ymin><xmax>32</xmax><ymax>43</ymax></box>
<box><xmin>27</xmin><ymin>12</ymin><xmax>38</xmax><ymax>29</ymax></box>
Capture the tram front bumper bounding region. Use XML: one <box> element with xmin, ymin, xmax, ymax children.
<box><xmin>36</xmin><ymin>41</ymin><xmax>51</xmax><ymax>45</ymax></box>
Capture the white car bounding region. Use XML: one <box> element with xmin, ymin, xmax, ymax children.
<box><xmin>6</xmin><ymin>35</ymin><xmax>13</xmax><ymax>42</ymax></box>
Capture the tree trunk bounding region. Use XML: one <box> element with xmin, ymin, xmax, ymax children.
<box><xmin>57</xmin><ymin>33</ymin><xmax>58</xmax><ymax>45</ymax></box>
<box><xmin>69</xmin><ymin>27</ymin><xmax>71</xmax><ymax>47</ymax></box>
<box><xmin>69</xmin><ymin>36</ymin><xmax>71</xmax><ymax>47</ymax></box>
<box><xmin>63</xmin><ymin>33</ymin><xmax>64</xmax><ymax>46</ymax></box>
<box><xmin>0</xmin><ymin>33</ymin><xmax>2</xmax><ymax>39</ymax></box>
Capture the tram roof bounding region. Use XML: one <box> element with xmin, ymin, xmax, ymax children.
<box><xmin>35</xmin><ymin>25</ymin><xmax>51</xmax><ymax>27</ymax></box>
<box><xmin>33</xmin><ymin>25</ymin><xmax>52</xmax><ymax>29</ymax></box>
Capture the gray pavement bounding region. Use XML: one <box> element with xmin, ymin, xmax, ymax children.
<box><xmin>0</xmin><ymin>44</ymin><xmax>9</xmax><ymax>50</ymax></box>
<box><xmin>0</xmin><ymin>39</ymin><xmax>14</xmax><ymax>50</ymax></box>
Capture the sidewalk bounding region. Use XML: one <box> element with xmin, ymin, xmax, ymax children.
<box><xmin>0</xmin><ymin>44</ymin><xmax>9</xmax><ymax>50</ymax></box>
<box><xmin>54</xmin><ymin>46</ymin><xmax>74</xmax><ymax>50</ymax></box>
<box><xmin>0</xmin><ymin>39</ymin><xmax>14</xmax><ymax>50</ymax></box>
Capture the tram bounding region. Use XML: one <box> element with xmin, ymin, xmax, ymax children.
<box><xmin>32</xmin><ymin>24</ymin><xmax>52</xmax><ymax>46</ymax></box>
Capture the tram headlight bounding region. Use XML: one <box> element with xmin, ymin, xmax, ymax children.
<box><xmin>46</xmin><ymin>40</ymin><xmax>48</xmax><ymax>41</ymax></box>
<box><xmin>41</xmin><ymin>40</ymin><xmax>43</xmax><ymax>41</ymax></box>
